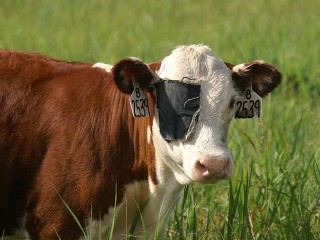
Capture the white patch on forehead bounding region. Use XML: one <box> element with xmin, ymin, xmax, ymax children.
<box><xmin>159</xmin><ymin>44</ymin><xmax>234</xmax><ymax>118</ymax></box>
<box><xmin>92</xmin><ymin>62</ymin><xmax>113</xmax><ymax>72</ymax></box>
<box><xmin>157</xmin><ymin>44</ymin><xmax>225</xmax><ymax>83</ymax></box>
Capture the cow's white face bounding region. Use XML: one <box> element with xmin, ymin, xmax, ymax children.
<box><xmin>112</xmin><ymin>44</ymin><xmax>281</xmax><ymax>186</ymax></box>
<box><xmin>152</xmin><ymin>45</ymin><xmax>235</xmax><ymax>185</ymax></box>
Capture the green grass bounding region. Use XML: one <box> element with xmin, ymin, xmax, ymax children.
<box><xmin>1</xmin><ymin>0</ymin><xmax>319</xmax><ymax>239</ymax></box>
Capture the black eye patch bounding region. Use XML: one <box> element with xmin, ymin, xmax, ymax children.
<box><xmin>153</xmin><ymin>80</ymin><xmax>201</xmax><ymax>141</ymax></box>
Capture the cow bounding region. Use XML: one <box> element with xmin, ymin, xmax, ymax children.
<box><xmin>0</xmin><ymin>44</ymin><xmax>281</xmax><ymax>239</ymax></box>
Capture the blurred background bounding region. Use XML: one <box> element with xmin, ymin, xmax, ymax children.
<box><xmin>1</xmin><ymin>0</ymin><xmax>319</xmax><ymax>239</ymax></box>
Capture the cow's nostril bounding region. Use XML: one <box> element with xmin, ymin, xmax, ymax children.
<box><xmin>196</xmin><ymin>160</ymin><xmax>208</xmax><ymax>172</ymax></box>
<box><xmin>195</xmin><ymin>160</ymin><xmax>210</xmax><ymax>178</ymax></box>
<box><xmin>194</xmin><ymin>155</ymin><xmax>233</xmax><ymax>181</ymax></box>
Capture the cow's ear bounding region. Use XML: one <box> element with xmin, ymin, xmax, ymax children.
<box><xmin>112</xmin><ymin>58</ymin><xmax>156</xmax><ymax>94</ymax></box>
<box><xmin>225</xmin><ymin>61</ymin><xmax>282</xmax><ymax>97</ymax></box>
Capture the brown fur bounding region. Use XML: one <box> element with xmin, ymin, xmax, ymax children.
<box><xmin>0</xmin><ymin>51</ymin><xmax>155</xmax><ymax>239</ymax></box>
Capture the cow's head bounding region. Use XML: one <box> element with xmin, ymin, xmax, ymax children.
<box><xmin>112</xmin><ymin>44</ymin><xmax>281</xmax><ymax>185</ymax></box>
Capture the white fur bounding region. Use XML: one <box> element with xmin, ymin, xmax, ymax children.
<box><xmin>232</xmin><ymin>63</ymin><xmax>246</xmax><ymax>73</ymax></box>
<box><xmin>85</xmin><ymin>179</ymin><xmax>182</xmax><ymax>240</ymax></box>
<box><xmin>92</xmin><ymin>62</ymin><xmax>113</xmax><ymax>72</ymax></box>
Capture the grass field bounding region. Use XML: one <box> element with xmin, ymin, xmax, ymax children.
<box><xmin>1</xmin><ymin>0</ymin><xmax>319</xmax><ymax>239</ymax></box>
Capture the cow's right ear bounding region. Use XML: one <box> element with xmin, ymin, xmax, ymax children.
<box><xmin>112</xmin><ymin>58</ymin><xmax>156</xmax><ymax>94</ymax></box>
<box><xmin>225</xmin><ymin>61</ymin><xmax>282</xmax><ymax>97</ymax></box>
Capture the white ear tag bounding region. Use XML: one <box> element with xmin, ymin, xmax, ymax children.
<box><xmin>129</xmin><ymin>79</ymin><xmax>151</xmax><ymax>118</ymax></box>
<box><xmin>234</xmin><ymin>86</ymin><xmax>262</xmax><ymax>119</ymax></box>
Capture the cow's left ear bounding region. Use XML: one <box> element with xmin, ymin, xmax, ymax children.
<box><xmin>225</xmin><ymin>61</ymin><xmax>282</xmax><ymax>97</ymax></box>
<box><xmin>112</xmin><ymin>57</ymin><xmax>156</xmax><ymax>94</ymax></box>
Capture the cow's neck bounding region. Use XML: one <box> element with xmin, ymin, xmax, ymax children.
<box><xmin>100</xmin><ymin>93</ymin><xmax>184</xmax><ymax>238</ymax></box>
<box><xmin>129</xmin><ymin>92</ymin><xmax>157</xmax><ymax>182</ymax></box>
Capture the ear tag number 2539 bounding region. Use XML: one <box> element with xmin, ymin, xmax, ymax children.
<box><xmin>130</xmin><ymin>80</ymin><xmax>151</xmax><ymax>118</ymax></box>
<box><xmin>234</xmin><ymin>87</ymin><xmax>262</xmax><ymax>119</ymax></box>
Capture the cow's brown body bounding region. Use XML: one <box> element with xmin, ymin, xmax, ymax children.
<box><xmin>0</xmin><ymin>51</ymin><xmax>155</xmax><ymax>239</ymax></box>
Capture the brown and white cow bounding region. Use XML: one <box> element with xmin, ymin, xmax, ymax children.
<box><xmin>0</xmin><ymin>45</ymin><xmax>281</xmax><ymax>239</ymax></box>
